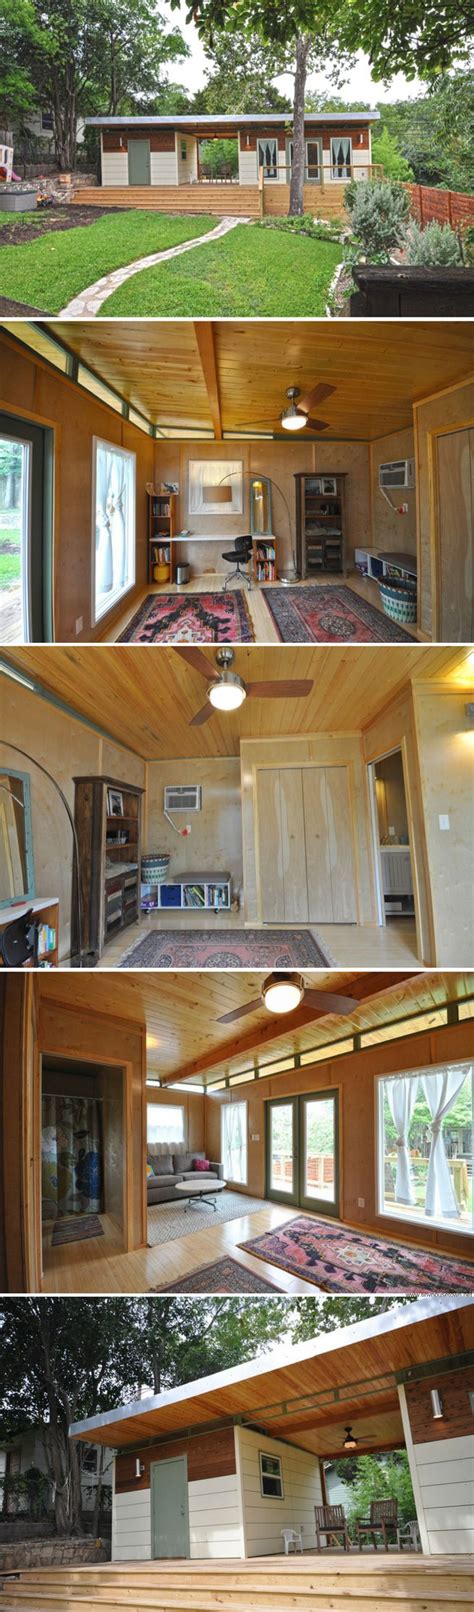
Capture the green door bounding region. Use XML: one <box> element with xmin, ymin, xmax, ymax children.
<box><xmin>151</xmin><ymin>1457</ymin><xmax>189</xmax><ymax>1560</ymax></box>
<box><xmin>128</xmin><ymin>138</ymin><xmax>151</xmax><ymax>186</ymax></box>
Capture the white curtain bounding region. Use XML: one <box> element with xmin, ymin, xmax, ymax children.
<box><xmin>386</xmin><ymin>1075</ymin><xmax>420</xmax><ymax>1204</ymax></box>
<box><xmin>109</xmin><ymin>450</ymin><xmax>127</xmax><ymax>590</ymax></box>
<box><xmin>222</xmin><ymin>1103</ymin><xmax>247</xmax><ymax>1184</ymax></box>
<box><xmin>421</xmin><ymin>1066</ymin><xmax>469</xmax><ymax>1219</ymax></box>
<box><xmin>95</xmin><ymin>445</ymin><xmax>115</xmax><ymax>597</ymax></box>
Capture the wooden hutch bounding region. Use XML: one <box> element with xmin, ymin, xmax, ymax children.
<box><xmin>72</xmin><ymin>775</ymin><xmax>143</xmax><ymax>962</ymax></box>
<box><xmin>295</xmin><ymin>473</ymin><xmax>347</xmax><ymax>578</ymax></box>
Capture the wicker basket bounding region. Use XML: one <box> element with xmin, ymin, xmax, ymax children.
<box><xmin>379</xmin><ymin>578</ymin><xmax>417</xmax><ymax>625</ymax></box>
<box><xmin>141</xmin><ymin>853</ymin><xmax>170</xmax><ymax>884</ymax></box>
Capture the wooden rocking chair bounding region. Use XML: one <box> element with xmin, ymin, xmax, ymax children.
<box><xmin>315</xmin><ymin>1504</ymin><xmax>351</xmax><ymax>1552</ymax></box>
<box><xmin>356</xmin><ymin>1499</ymin><xmax>398</xmax><ymax>1551</ymax></box>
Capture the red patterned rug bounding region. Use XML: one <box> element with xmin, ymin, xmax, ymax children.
<box><xmin>119</xmin><ymin>929</ymin><xmax>331</xmax><ymax>969</ymax></box>
<box><xmin>239</xmin><ymin>1217</ymin><xmax>474</xmax><ymax>1292</ymax></box>
<box><xmin>262</xmin><ymin>586</ymin><xmax>414</xmax><ymax>643</ymax></box>
<box><xmin>118</xmin><ymin>591</ymin><xmax>254</xmax><ymax>643</ymax></box>
<box><xmin>151</xmin><ymin>1256</ymin><xmax>279</xmax><ymax>1294</ymax></box>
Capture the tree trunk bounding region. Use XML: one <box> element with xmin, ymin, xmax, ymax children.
<box><xmin>289</xmin><ymin>34</ymin><xmax>310</xmax><ymax>216</ymax></box>
<box><xmin>92</xmin><ymin>1446</ymin><xmax>105</xmax><ymax>1538</ymax></box>
<box><xmin>52</xmin><ymin>64</ymin><xmax>77</xmax><ymax>171</ymax></box>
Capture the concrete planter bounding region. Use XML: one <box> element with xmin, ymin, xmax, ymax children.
<box><xmin>0</xmin><ymin>189</ymin><xmax>37</xmax><ymax>212</ymax></box>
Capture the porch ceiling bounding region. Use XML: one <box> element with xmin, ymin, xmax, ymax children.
<box><xmin>38</xmin><ymin>320</ymin><xmax>474</xmax><ymax>441</ymax></box>
<box><xmin>70</xmin><ymin>1297</ymin><xmax>474</xmax><ymax>1452</ymax></box>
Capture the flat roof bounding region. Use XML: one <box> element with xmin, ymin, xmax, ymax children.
<box><xmin>86</xmin><ymin>112</ymin><xmax>380</xmax><ymax>127</ymax></box>
<box><xmin>70</xmin><ymin>1297</ymin><xmax>473</xmax><ymax>1456</ymax></box>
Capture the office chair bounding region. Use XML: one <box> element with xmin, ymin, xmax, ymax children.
<box><xmin>0</xmin><ymin>909</ymin><xmax>36</xmax><ymax>967</ymax></box>
<box><xmin>221</xmin><ymin>535</ymin><xmax>253</xmax><ymax>591</ymax></box>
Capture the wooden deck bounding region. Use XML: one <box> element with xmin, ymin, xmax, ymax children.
<box><xmin>1</xmin><ymin>1554</ymin><xmax>472</xmax><ymax>1612</ymax></box>
<box><xmin>73</xmin><ymin>183</ymin><xmax>347</xmax><ymax>219</ymax></box>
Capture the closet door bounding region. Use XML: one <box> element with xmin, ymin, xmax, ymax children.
<box><xmin>324</xmin><ymin>767</ymin><xmax>357</xmax><ymax>922</ymax></box>
<box><xmin>256</xmin><ymin>768</ymin><xmax>308</xmax><ymax>922</ymax></box>
<box><xmin>256</xmin><ymin>769</ymin><xmax>283</xmax><ymax>922</ymax></box>
<box><xmin>438</xmin><ymin>427</ymin><xmax>473</xmax><ymax>641</ymax></box>
<box><xmin>302</xmin><ymin>767</ymin><xmax>334</xmax><ymax>921</ymax></box>
<box><xmin>278</xmin><ymin>767</ymin><xmax>308</xmax><ymax>923</ymax></box>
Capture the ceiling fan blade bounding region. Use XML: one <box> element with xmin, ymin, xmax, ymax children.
<box><xmin>299</xmin><ymin>381</ymin><xmax>336</xmax><ymax>413</ymax></box>
<box><xmin>303</xmin><ymin>989</ymin><xmax>359</xmax><ymax>1015</ymax></box>
<box><xmin>189</xmin><ymin>701</ymin><xmax>215</xmax><ymax>727</ymax></box>
<box><xmin>247</xmin><ymin>680</ymin><xmax>313</xmax><ymax>699</ymax></box>
<box><xmin>305</xmin><ymin>417</ymin><xmax>329</xmax><ymax>432</ymax></box>
<box><xmin>174</xmin><ymin>646</ymin><xmax>213</xmax><ymax>680</ymax></box>
<box><xmin>217</xmin><ymin>999</ymin><xmax>262</xmax><ymax>1025</ymax></box>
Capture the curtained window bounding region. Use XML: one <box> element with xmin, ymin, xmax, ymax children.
<box><xmin>147</xmin><ymin>1103</ymin><xmax>185</xmax><ymax>1146</ymax></box>
<box><xmin>257</xmin><ymin>138</ymin><xmax>278</xmax><ymax>179</ymax></box>
<box><xmin>93</xmin><ymin>437</ymin><xmax>135</xmax><ymax>622</ymax></box>
<box><xmin>221</xmin><ymin>1101</ymin><xmax>248</xmax><ymax>1184</ymax></box>
<box><xmin>378</xmin><ymin>1061</ymin><xmax>473</xmax><ymax>1233</ymax></box>
<box><xmin>331</xmin><ymin>136</ymin><xmax>352</xmax><ymax>179</ymax></box>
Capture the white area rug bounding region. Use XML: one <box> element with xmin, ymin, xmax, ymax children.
<box><xmin>148</xmin><ymin>1189</ymin><xmax>264</xmax><ymax>1247</ymax></box>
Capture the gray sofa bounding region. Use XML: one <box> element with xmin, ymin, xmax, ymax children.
<box><xmin>147</xmin><ymin>1146</ymin><xmax>224</xmax><ymax>1206</ymax></box>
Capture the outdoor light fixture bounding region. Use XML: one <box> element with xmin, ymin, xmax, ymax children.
<box><xmin>343</xmin><ymin>1427</ymin><xmax>358</xmax><ymax>1450</ymax></box>
<box><xmin>135</xmin><ymin>1459</ymin><xmax>145</xmax><ymax>1478</ymax></box>
<box><xmin>281</xmin><ymin>387</ymin><xmax>307</xmax><ymax>432</ymax></box>
<box><xmin>430</xmin><ymin>1389</ymin><xmax>444</xmax><ymax>1420</ymax></box>
<box><xmin>261</xmin><ymin>973</ymin><xmax>305</xmax><ymax>1015</ymax></box>
<box><xmin>208</xmin><ymin>671</ymin><xmax>246</xmax><ymax>712</ymax></box>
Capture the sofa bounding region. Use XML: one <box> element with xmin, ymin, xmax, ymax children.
<box><xmin>147</xmin><ymin>1146</ymin><xmax>224</xmax><ymax>1206</ymax></box>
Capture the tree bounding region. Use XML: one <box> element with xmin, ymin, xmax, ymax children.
<box><xmin>193</xmin><ymin>33</ymin><xmax>291</xmax><ymax>115</ymax></box>
<box><xmin>339</xmin><ymin>1</ymin><xmax>473</xmax><ymax>82</ymax></box>
<box><xmin>371</xmin><ymin>125</ymin><xmax>414</xmax><ymax>181</ymax></box>
<box><xmin>289</xmin><ymin>1295</ymin><xmax>417</xmax><ymax>1341</ymax></box>
<box><xmin>344</xmin><ymin>1451</ymin><xmax>415</xmax><ymax>1529</ymax></box>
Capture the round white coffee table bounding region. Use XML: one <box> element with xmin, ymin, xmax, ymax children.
<box><xmin>176</xmin><ymin>1179</ymin><xmax>227</xmax><ymax>1212</ymax></box>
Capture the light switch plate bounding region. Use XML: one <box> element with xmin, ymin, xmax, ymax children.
<box><xmin>358</xmin><ymin>1197</ymin><xmax>365</xmax><ymax>1208</ymax></box>
<box><xmin>439</xmin><ymin>814</ymin><xmax>450</xmax><ymax>830</ymax></box>
<box><xmin>75</xmin><ymin>616</ymin><xmax>83</xmax><ymax>635</ymax></box>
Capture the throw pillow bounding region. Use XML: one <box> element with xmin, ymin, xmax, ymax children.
<box><xmin>146</xmin><ymin>1162</ymin><xmax>155</xmax><ymax>1177</ymax></box>
<box><xmin>194</xmin><ymin>1157</ymin><xmax>210</xmax><ymax>1172</ymax></box>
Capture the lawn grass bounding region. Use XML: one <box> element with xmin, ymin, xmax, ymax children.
<box><xmin>0</xmin><ymin>554</ymin><xmax>20</xmax><ymax>583</ymax></box>
<box><xmin>0</xmin><ymin>211</ymin><xmax>217</xmax><ymax>311</ymax></box>
<box><xmin>99</xmin><ymin>222</ymin><xmax>342</xmax><ymax>316</ymax></box>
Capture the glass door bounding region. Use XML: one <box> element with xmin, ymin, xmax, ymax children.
<box><xmin>266</xmin><ymin>1090</ymin><xmax>340</xmax><ymax>1216</ymax></box>
<box><xmin>266</xmin><ymin>1097</ymin><xmax>298</xmax><ymax>1204</ymax></box>
<box><xmin>0</xmin><ymin>412</ymin><xmax>53</xmax><ymax>643</ymax></box>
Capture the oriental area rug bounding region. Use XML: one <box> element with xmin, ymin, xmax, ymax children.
<box><xmin>239</xmin><ymin>1217</ymin><xmax>474</xmax><ymax>1293</ymax></box>
<box><xmin>262</xmin><ymin>586</ymin><xmax>415</xmax><ymax>643</ymax></box>
<box><xmin>118</xmin><ymin>591</ymin><xmax>254</xmax><ymax>643</ymax></box>
<box><xmin>151</xmin><ymin>1256</ymin><xmax>279</xmax><ymax>1294</ymax></box>
<box><xmin>119</xmin><ymin>929</ymin><xmax>332</xmax><ymax>969</ymax></box>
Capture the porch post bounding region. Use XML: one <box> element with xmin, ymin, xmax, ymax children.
<box><xmin>258</xmin><ymin>164</ymin><xmax>264</xmax><ymax>219</ymax></box>
<box><xmin>397</xmin><ymin>1384</ymin><xmax>430</xmax><ymax>1555</ymax></box>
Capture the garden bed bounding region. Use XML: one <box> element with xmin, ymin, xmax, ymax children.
<box><xmin>0</xmin><ymin>204</ymin><xmax>122</xmax><ymax>247</ymax></box>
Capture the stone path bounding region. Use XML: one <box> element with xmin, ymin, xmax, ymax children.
<box><xmin>59</xmin><ymin>215</ymin><xmax>247</xmax><ymax>316</ymax></box>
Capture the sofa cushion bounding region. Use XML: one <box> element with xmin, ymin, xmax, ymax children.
<box><xmin>148</xmin><ymin>1172</ymin><xmax>177</xmax><ymax>1187</ymax></box>
<box><xmin>182</xmin><ymin>1170</ymin><xmax>217</xmax><ymax>1183</ymax></box>
<box><xmin>149</xmin><ymin>1153</ymin><xmax>174</xmax><ymax>1175</ymax></box>
<box><xmin>173</xmin><ymin>1151</ymin><xmax>196</xmax><ymax>1174</ymax></box>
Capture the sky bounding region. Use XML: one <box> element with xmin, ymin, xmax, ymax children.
<box><xmin>161</xmin><ymin>1</ymin><xmax>423</xmax><ymax>104</ymax></box>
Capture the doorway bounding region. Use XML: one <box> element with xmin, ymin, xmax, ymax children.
<box><xmin>368</xmin><ymin>749</ymin><xmax>416</xmax><ymax>933</ymax></box>
<box><xmin>435</xmin><ymin>425</ymin><xmax>473</xmax><ymax>641</ymax></box>
<box><xmin>266</xmin><ymin>1090</ymin><xmax>340</xmax><ymax>1216</ymax></box>
<box><xmin>128</xmin><ymin>139</ymin><xmax>151</xmax><ymax>185</ymax></box>
<box><xmin>0</xmin><ymin>412</ymin><xmax>53</xmax><ymax>643</ymax></box>
<box><xmin>40</xmin><ymin>1053</ymin><xmax>127</xmax><ymax>1261</ymax></box>
<box><xmin>151</xmin><ymin>1457</ymin><xmax>190</xmax><ymax>1559</ymax></box>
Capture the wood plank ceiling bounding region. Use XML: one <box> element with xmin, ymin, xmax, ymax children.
<box><xmin>3</xmin><ymin>646</ymin><xmax>471</xmax><ymax>761</ymax></box>
<box><xmin>43</xmin><ymin>319</ymin><xmax>474</xmax><ymax>439</ymax></box>
<box><xmin>38</xmin><ymin>971</ymin><xmax>474</xmax><ymax>1085</ymax></box>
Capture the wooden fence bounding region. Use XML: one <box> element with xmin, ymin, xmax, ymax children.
<box><xmin>404</xmin><ymin>183</ymin><xmax>474</xmax><ymax>231</ymax></box>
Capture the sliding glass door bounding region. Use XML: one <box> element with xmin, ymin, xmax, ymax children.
<box><xmin>0</xmin><ymin>412</ymin><xmax>53</xmax><ymax>643</ymax></box>
<box><xmin>266</xmin><ymin>1091</ymin><xmax>340</xmax><ymax>1216</ymax></box>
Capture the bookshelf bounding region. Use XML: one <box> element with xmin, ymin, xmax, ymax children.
<box><xmin>295</xmin><ymin>473</ymin><xmax>347</xmax><ymax>578</ymax></box>
<box><xmin>0</xmin><ymin>896</ymin><xmax>59</xmax><ymax>968</ymax></box>
<box><xmin>147</xmin><ymin>490</ymin><xmax>177</xmax><ymax>585</ymax></box>
<box><xmin>73</xmin><ymin>776</ymin><xmax>144</xmax><ymax>961</ymax></box>
<box><xmin>253</xmin><ymin>539</ymin><xmax>277</xmax><ymax>583</ymax></box>
<box><xmin>141</xmin><ymin>871</ymin><xmax>232</xmax><ymax>914</ymax></box>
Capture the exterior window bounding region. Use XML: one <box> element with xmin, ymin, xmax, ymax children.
<box><xmin>93</xmin><ymin>438</ymin><xmax>135</xmax><ymax>622</ymax></box>
<box><xmin>331</xmin><ymin>136</ymin><xmax>352</xmax><ymax>179</ymax></box>
<box><xmin>82</xmin><ymin>1447</ymin><xmax>98</xmax><ymax>1473</ymax></box>
<box><xmin>41</xmin><ymin>112</ymin><xmax>53</xmax><ymax>132</ymax></box>
<box><xmin>257</xmin><ymin>138</ymin><xmax>278</xmax><ymax>179</ymax></box>
<box><xmin>259</xmin><ymin>1451</ymin><xmax>284</xmax><ymax>1498</ymax></box>
<box><xmin>147</xmin><ymin>1104</ymin><xmax>185</xmax><ymax>1145</ymax></box>
<box><xmin>377</xmin><ymin>1060</ymin><xmax>473</xmax><ymax>1235</ymax></box>
<box><xmin>181</xmin><ymin>141</ymin><xmax>187</xmax><ymax>159</ymax></box>
<box><xmin>221</xmin><ymin>1101</ymin><xmax>248</xmax><ymax>1184</ymax></box>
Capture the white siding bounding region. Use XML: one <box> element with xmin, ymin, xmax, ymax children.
<box><xmin>150</xmin><ymin>148</ymin><xmax>178</xmax><ymax>185</ymax></box>
<box><xmin>112</xmin><ymin>1488</ymin><xmax>152</xmax><ymax>1562</ymax></box>
<box><xmin>189</xmin><ymin>1473</ymin><xmax>243</xmax><ymax>1559</ymax></box>
<box><xmin>238</xmin><ymin>146</ymin><xmax>258</xmax><ymax>186</ymax></box>
<box><xmin>412</xmin><ymin>1434</ymin><xmax>474</xmax><ymax>1555</ymax></box>
<box><xmin>177</xmin><ymin>134</ymin><xmax>198</xmax><ymax>185</ymax></box>
<box><xmin>101</xmin><ymin>143</ymin><xmax>128</xmax><ymax>187</ymax></box>
<box><xmin>236</xmin><ymin>1427</ymin><xmax>323</xmax><ymax>1557</ymax></box>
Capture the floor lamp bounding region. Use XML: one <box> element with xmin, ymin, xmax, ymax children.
<box><xmin>1</xmin><ymin>739</ymin><xmax>86</xmax><ymax>967</ymax></box>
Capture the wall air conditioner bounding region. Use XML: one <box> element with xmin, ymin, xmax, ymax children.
<box><xmin>379</xmin><ymin>459</ymin><xmax>415</xmax><ymax>490</ymax></box>
<box><xmin>164</xmin><ymin>785</ymin><xmax>202</xmax><ymax>812</ymax></box>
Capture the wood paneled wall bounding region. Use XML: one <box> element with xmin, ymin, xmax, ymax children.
<box><xmin>116</xmin><ymin>1427</ymin><xmax>236</xmax><ymax>1494</ymax></box>
<box><xmin>0</xmin><ymin>680</ymin><xmax>146</xmax><ymax>959</ymax></box>
<box><xmin>205</xmin><ymin>1017</ymin><xmax>474</xmax><ymax>1260</ymax></box>
<box><xmin>363</xmin><ymin>685</ymin><xmax>435</xmax><ymax>965</ymax></box>
<box><xmin>414</xmin><ymin>375</ymin><xmax>474</xmax><ymax>638</ymax></box>
<box><xmin>1</xmin><ymin>976</ymin><xmax>41</xmax><ymax>1293</ymax></box>
<box><xmin>0</xmin><ymin>333</ymin><xmax>154</xmax><ymax>641</ymax></box>
<box><xmin>146</xmin><ymin>1086</ymin><xmax>205</xmax><ymax>1153</ymax></box>
<box><xmin>240</xmin><ymin>734</ymin><xmax>375</xmax><ymax>927</ymax></box>
<box><xmin>145</xmin><ymin>757</ymin><xmax>243</xmax><ymax>894</ymax></box>
<box><xmin>370</xmin><ymin>427</ymin><xmax>416</xmax><ymax>554</ymax></box>
<box><xmin>413</xmin><ymin>686</ymin><xmax>474</xmax><ymax>967</ymax></box>
<box><xmin>38</xmin><ymin>998</ymin><xmax>146</xmax><ymax>1253</ymax></box>
<box><xmin>405</xmin><ymin>1366</ymin><xmax>474</xmax><ymax>1445</ymax></box>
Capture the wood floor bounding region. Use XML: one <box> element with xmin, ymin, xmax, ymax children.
<box><xmin>103</xmin><ymin>570</ymin><xmax>421</xmax><ymax>644</ymax></box>
<box><xmin>2</xmin><ymin>1554</ymin><xmax>472</xmax><ymax>1612</ymax></box>
<box><xmin>96</xmin><ymin>912</ymin><xmax>419</xmax><ymax>968</ymax></box>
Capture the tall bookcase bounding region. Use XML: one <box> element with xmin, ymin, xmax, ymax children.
<box><xmin>294</xmin><ymin>473</ymin><xmax>347</xmax><ymax>579</ymax></box>
<box><xmin>73</xmin><ymin>775</ymin><xmax>143</xmax><ymax>962</ymax></box>
<box><xmin>147</xmin><ymin>490</ymin><xmax>177</xmax><ymax>584</ymax></box>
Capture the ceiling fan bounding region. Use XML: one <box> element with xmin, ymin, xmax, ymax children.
<box><xmin>174</xmin><ymin>647</ymin><xmax>313</xmax><ymax>726</ymax></box>
<box><xmin>342</xmin><ymin>1426</ymin><xmax>373</xmax><ymax>1450</ymax></box>
<box><xmin>216</xmin><ymin>972</ymin><xmax>359</xmax><ymax>1025</ymax></box>
<box><xmin>244</xmin><ymin>381</ymin><xmax>336</xmax><ymax>435</ymax></box>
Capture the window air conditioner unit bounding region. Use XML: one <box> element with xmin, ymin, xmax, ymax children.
<box><xmin>164</xmin><ymin>785</ymin><xmax>202</xmax><ymax>812</ymax></box>
<box><xmin>379</xmin><ymin>459</ymin><xmax>415</xmax><ymax>490</ymax></box>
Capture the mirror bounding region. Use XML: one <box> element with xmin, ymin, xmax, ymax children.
<box><xmin>0</xmin><ymin>769</ymin><xmax>35</xmax><ymax>906</ymax></box>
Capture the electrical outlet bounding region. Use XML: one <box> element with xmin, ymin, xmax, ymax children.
<box><xmin>252</xmin><ymin>1134</ymin><xmax>260</xmax><ymax>1142</ymax></box>
<box><xmin>75</xmin><ymin>616</ymin><xmax>83</xmax><ymax>635</ymax></box>
<box><xmin>401</xmin><ymin>502</ymin><xmax>408</xmax><ymax>514</ymax></box>
<box><xmin>439</xmin><ymin>814</ymin><xmax>450</xmax><ymax>831</ymax></box>
<box><xmin>358</xmin><ymin>1197</ymin><xmax>365</xmax><ymax>1208</ymax></box>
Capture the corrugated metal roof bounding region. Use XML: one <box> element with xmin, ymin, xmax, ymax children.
<box><xmin>86</xmin><ymin>112</ymin><xmax>380</xmax><ymax>126</ymax></box>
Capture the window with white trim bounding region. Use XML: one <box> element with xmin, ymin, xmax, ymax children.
<box><xmin>331</xmin><ymin>136</ymin><xmax>352</xmax><ymax>179</ymax></box>
<box><xmin>377</xmin><ymin>1061</ymin><xmax>473</xmax><ymax>1235</ymax></box>
<box><xmin>257</xmin><ymin>138</ymin><xmax>278</xmax><ymax>179</ymax></box>
<box><xmin>221</xmin><ymin>1101</ymin><xmax>248</xmax><ymax>1184</ymax></box>
<box><xmin>259</xmin><ymin>1451</ymin><xmax>284</xmax><ymax>1498</ymax></box>
<box><xmin>147</xmin><ymin>1104</ymin><xmax>185</xmax><ymax>1146</ymax></box>
<box><xmin>93</xmin><ymin>438</ymin><xmax>135</xmax><ymax>622</ymax></box>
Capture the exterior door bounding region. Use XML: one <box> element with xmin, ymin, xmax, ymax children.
<box><xmin>128</xmin><ymin>138</ymin><xmax>151</xmax><ymax>185</ymax></box>
<box><xmin>266</xmin><ymin>1091</ymin><xmax>340</xmax><ymax>1216</ymax></box>
<box><xmin>286</xmin><ymin>139</ymin><xmax>322</xmax><ymax>182</ymax></box>
<box><xmin>267</xmin><ymin>1097</ymin><xmax>298</xmax><ymax>1205</ymax></box>
<box><xmin>151</xmin><ymin>1457</ymin><xmax>189</xmax><ymax>1560</ymax></box>
<box><xmin>0</xmin><ymin>411</ymin><xmax>53</xmax><ymax>643</ymax></box>
<box><xmin>437</xmin><ymin>427</ymin><xmax>473</xmax><ymax>641</ymax></box>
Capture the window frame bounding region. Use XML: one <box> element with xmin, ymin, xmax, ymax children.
<box><xmin>147</xmin><ymin>1102</ymin><xmax>185</xmax><ymax>1147</ymax></box>
<box><xmin>259</xmin><ymin>1450</ymin><xmax>284</xmax><ymax>1500</ymax></box>
<box><xmin>330</xmin><ymin>135</ymin><xmax>353</xmax><ymax>180</ymax></box>
<box><xmin>376</xmin><ymin>1059</ymin><xmax>473</xmax><ymax>1238</ymax></box>
<box><xmin>0</xmin><ymin>411</ymin><xmax>54</xmax><ymax>643</ymax></box>
<box><xmin>91</xmin><ymin>436</ymin><xmax>136</xmax><ymax>626</ymax></box>
<box><xmin>256</xmin><ymin>137</ymin><xmax>278</xmax><ymax>181</ymax></box>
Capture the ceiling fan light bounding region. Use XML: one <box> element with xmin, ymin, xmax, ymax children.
<box><xmin>343</xmin><ymin>1428</ymin><xmax>358</xmax><ymax>1450</ymax></box>
<box><xmin>262</xmin><ymin>973</ymin><xmax>304</xmax><ymax>1015</ymax></box>
<box><xmin>208</xmin><ymin>673</ymin><xmax>246</xmax><ymax>712</ymax></box>
<box><xmin>281</xmin><ymin>406</ymin><xmax>307</xmax><ymax>432</ymax></box>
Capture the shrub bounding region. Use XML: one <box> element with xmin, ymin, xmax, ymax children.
<box><xmin>372</xmin><ymin>127</ymin><xmax>414</xmax><ymax>183</ymax></box>
<box><xmin>406</xmin><ymin>219</ymin><xmax>462</xmax><ymax>265</ymax></box>
<box><xmin>261</xmin><ymin>213</ymin><xmax>345</xmax><ymax>243</ymax></box>
<box><xmin>464</xmin><ymin>225</ymin><xmax>474</xmax><ymax>265</ymax></box>
<box><xmin>345</xmin><ymin>180</ymin><xmax>410</xmax><ymax>257</ymax></box>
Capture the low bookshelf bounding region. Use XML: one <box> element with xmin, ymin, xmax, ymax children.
<box><xmin>148</xmin><ymin>490</ymin><xmax>177</xmax><ymax>584</ymax></box>
<box><xmin>141</xmin><ymin>871</ymin><xmax>232</xmax><ymax>914</ymax></box>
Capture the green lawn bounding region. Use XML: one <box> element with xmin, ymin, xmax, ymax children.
<box><xmin>99</xmin><ymin>223</ymin><xmax>342</xmax><ymax>316</ymax></box>
<box><xmin>0</xmin><ymin>211</ymin><xmax>217</xmax><ymax>311</ymax></box>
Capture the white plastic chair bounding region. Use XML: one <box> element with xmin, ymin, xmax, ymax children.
<box><xmin>281</xmin><ymin>1526</ymin><xmax>304</xmax><ymax>1555</ymax></box>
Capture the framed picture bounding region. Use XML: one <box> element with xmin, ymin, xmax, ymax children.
<box><xmin>188</xmin><ymin>460</ymin><xmax>243</xmax><ymax>515</ymax></box>
<box><xmin>107</xmin><ymin>788</ymin><xmax>124</xmax><ymax>817</ymax></box>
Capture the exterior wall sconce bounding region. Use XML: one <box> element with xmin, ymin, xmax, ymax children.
<box><xmin>430</xmin><ymin>1389</ymin><xmax>444</xmax><ymax>1419</ymax></box>
<box><xmin>135</xmin><ymin>1458</ymin><xmax>145</xmax><ymax>1478</ymax></box>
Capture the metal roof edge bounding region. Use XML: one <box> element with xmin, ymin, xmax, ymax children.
<box><xmin>85</xmin><ymin>112</ymin><xmax>380</xmax><ymax>126</ymax></box>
